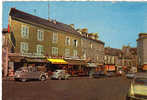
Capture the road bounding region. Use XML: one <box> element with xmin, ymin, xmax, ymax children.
<box><xmin>2</xmin><ymin>77</ymin><xmax>131</xmax><ymax>100</ymax></box>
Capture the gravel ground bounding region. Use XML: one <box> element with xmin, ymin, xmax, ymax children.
<box><xmin>2</xmin><ymin>77</ymin><xmax>131</xmax><ymax>100</ymax></box>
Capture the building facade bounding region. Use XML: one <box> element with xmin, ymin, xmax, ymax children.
<box><xmin>78</xmin><ymin>28</ymin><xmax>104</xmax><ymax>66</ymax></box>
<box><xmin>137</xmin><ymin>33</ymin><xmax>147</xmax><ymax>70</ymax></box>
<box><xmin>8</xmin><ymin>8</ymin><xmax>105</xmax><ymax>68</ymax></box>
<box><xmin>104</xmin><ymin>46</ymin><xmax>137</xmax><ymax>71</ymax></box>
<box><xmin>104</xmin><ymin>47</ymin><xmax>122</xmax><ymax>66</ymax></box>
<box><xmin>2</xmin><ymin>28</ymin><xmax>13</xmax><ymax>76</ymax></box>
<box><xmin>121</xmin><ymin>46</ymin><xmax>137</xmax><ymax>68</ymax></box>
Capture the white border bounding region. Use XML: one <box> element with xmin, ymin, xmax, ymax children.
<box><xmin>2</xmin><ymin>0</ymin><xmax>147</xmax><ymax>2</ymax></box>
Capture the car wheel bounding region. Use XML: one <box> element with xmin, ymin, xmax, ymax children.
<box><xmin>40</xmin><ymin>76</ymin><xmax>46</xmax><ymax>81</ymax></box>
<box><xmin>14</xmin><ymin>78</ymin><xmax>19</xmax><ymax>81</ymax></box>
<box><xmin>126</xmin><ymin>95</ymin><xmax>133</xmax><ymax>100</ymax></box>
<box><xmin>21</xmin><ymin>78</ymin><xmax>27</xmax><ymax>82</ymax></box>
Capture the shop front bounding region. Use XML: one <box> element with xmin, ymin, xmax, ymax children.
<box><xmin>86</xmin><ymin>63</ymin><xmax>98</xmax><ymax>76</ymax></box>
<box><xmin>143</xmin><ymin>64</ymin><xmax>147</xmax><ymax>72</ymax></box>
<box><xmin>47</xmin><ymin>59</ymin><xmax>68</xmax><ymax>74</ymax></box>
<box><xmin>64</xmin><ymin>59</ymin><xmax>88</xmax><ymax>76</ymax></box>
<box><xmin>104</xmin><ymin>64</ymin><xmax>116</xmax><ymax>74</ymax></box>
<box><xmin>8</xmin><ymin>54</ymin><xmax>48</xmax><ymax>77</ymax></box>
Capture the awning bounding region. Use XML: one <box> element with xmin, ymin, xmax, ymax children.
<box><xmin>64</xmin><ymin>59</ymin><xmax>86</xmax><ymax>65</ymax></box>
<box><xmin>9</xmin><ymin>56</ymin><xmax>25</xmax><ymax>62</ymax></box>
<box><xmin>87</xmin><ymin>63</ymin><xmax>97</xmax><ymax>67</ymax></box>
<box><xmin>143</xmin><ymin>64</ymin><xmax>147</xmax><ymax>70</ymax></box>
<box><xmin>47</xmin><ymin>59</ymin><xmax>68</xmax><ymax>64</ymax></box>
<box><xmin>26</xmin><ymin>58</ymin><xmax>47</xmax><ymax>63</ymax></box>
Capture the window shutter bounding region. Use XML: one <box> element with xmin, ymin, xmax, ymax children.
<box><xmin>27</xmin><ymin>26</ymin><xmax>29</xmax><ymax>38</ymax></box>
<box><xmin>21</xmin><ymin>25</ymin><xmax>24</xmax><ymax>37</ymax></box>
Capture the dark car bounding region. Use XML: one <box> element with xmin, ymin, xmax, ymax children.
<box><xmin>92</xmin><ymin>71</ymin><xmax>105</xmax><ymax>78</ymax></box>
<box><xmin>106</xmin><ymin>72</ymin><xmax>116</xmax><ymax>77</ymax></box>
<box><xmin>14</xmin><ymin>67</ymin><xmax>48</xmax><ymax>82</ymax></box>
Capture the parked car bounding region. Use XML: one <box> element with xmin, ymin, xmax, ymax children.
<box><xmin>126</xmin><ymin>72</ymin><xmax>135</xmax><ymax>79</ymax></box>
<box><xmin>126</xmin><ymin>73</ymin><xmax>147</xmax><ymax>100</ymax></box>
<box><xmin>14</xmin><ymin>67</ymin><xmax>48</xmax><ymax>82</ymax></box>
<box><xmin>106</xmin><ymin>72</ymin><xmax>115</xmax><ymax>77</ymax></box>
<box><xmin>51</xmin><ymin>70</ymin><xmax>70</xmax><ymax>80</ymax></box>
<box><xmin>92</xmin><ymin>71</ymin><xmax>105</xmax><ymax>78</ymax></box>
<box><xmin>116</xmin><ymin>70</ymin><xmax>124</xmax><ymax>76</ymax></box>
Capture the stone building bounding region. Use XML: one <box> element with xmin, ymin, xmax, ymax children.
<box><xmin>7</xmin><ymin>8</ymin><xmax>105</xmax><ymax>73</ymax></box>
<box><xmin>104</xmin><ymin>47</ymin><xmax>122</xmax><ymax>66</ymax></box>
<box><xmin>104</xmin><ymin>46</ymin><xmax>137</xmax><ymax>71</ymax></box>
<box><xmin>77</xmin><ymin>28</ymin><xmax>105</xmax><ymax>66</ymax></box>
<box><xmin>121</xmin><ymin>46</ymin><xmax>137</xmax><ymax>68</ymax></box>
<box><xmin>137</xmin><ymin>33</ymin><xmax>147</xmax><ymax>71</ymax></box>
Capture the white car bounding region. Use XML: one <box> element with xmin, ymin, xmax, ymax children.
<box><xmin>51</xmin><ymin>70</ymin><xmax>70</xmax><ymax>80</ymax></box>
<box><xmin>126</xmin><ymin>72</ymin><xmax>135</xmax><ymax>79</ymax></box>
<box><xmin>126</xmin><ymin>73</ymin><xmax>147</xmax><ymax>100</ymax></box>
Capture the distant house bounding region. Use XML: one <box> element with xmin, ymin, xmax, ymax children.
<box><xmin>104</xmin><ymin>47</ymin><xmax>122</xmax><ymax>66</ymax></box>
<box><xmin>104</xmin><ymin>46</ymin><xmax>137</xmax><ymax>71</ymax></box>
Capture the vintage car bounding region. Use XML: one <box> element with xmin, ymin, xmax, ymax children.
<box><xmin>126</xmin><ymin>73</ymin><xmax>147</xmax><ymax>100</ymax></box>
<box><xmin>51</xmin><ymin>69</ymin><xmax>70</xmax><ymax>80</ymax></box>
<box><xmin>92</xmin><ymin>71</ymin><xmax>105</xmax><ymax>78</ymax></box>
<box><xmin>126</xmin><ymin>72</ymin><xmax>135</xmax><ymax>79</ymax></box>
<box><xmin>14</xmin><ymin>67</ymin><xmax>48</xmax><ymax>82</ymax></box>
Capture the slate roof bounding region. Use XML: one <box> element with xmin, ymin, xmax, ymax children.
<box><xmin>9</xmin><ymin>8</ymin><xmax>104</xmax><ymax>45</ymax></box>
<box><xmin>105</xmin><ymin>47</ymin><xmax>122</xmax><ymax>56</ymax></box>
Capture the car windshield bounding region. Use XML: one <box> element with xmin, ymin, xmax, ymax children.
<box><xmin>135</xmin><ymin>78</ymin><xmax>147</xmax><ymax>85</ymax></box>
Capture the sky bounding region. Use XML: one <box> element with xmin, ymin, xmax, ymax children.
<box><xmin>2</xmin><ymin>1</ymin><xmax>147</xmax><ymax>49</ymax></box>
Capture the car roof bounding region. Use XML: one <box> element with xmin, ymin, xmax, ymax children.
<box><xmin>135</xmin><ymin>72</ymin><xmax>147</xmax><ymax>79</ymax></box>
<box><xmin>56</xmin><ymin>69</ymin><xmax>65</xmax><ymax>71</ymax></box>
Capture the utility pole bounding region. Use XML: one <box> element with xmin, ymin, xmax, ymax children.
<box><xmin>48</xmin><ymin>0</ymin><xmax>50</xmax><ymax>19</ymax></box>
<box><xmin>34</xmin><ymin>9</ymin><xmax>36</xmax><ymax>15</ymax></box>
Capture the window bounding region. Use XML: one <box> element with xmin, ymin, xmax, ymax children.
<box><xmin>21</xmin><ymin>25</ymin><xmax>29</xmax><ymax>38</ymax></box>
<box><xmin>52</xmin><ymin>32</ymin><xmax>58</xmax><ymax>43</ymax></box>
<box><xmin>52</xmin><ymin>47</ymin><xmax>58</xmax><ymax>56</ymax></box>
<box><xmin>20</xmin><ymin>42</ymin><xmax>28</xmax><ymax>53</ymax></box>
<box><xmin>73</xmin><ymin>39</ymin><xmax>78</xmax><ymax>47</ymax></box>
<box><xmin>83</xmin><ymin>49</ymin><xmax>86</xmax><ymax>59</ymax></box>
<box><xmin>36</xmin><ymin>45</ymin><xmax>44</xmax><ymax>55</ymax></box>
<box><xmin>37</xmin><ymin>30</ymin><xmax>44</xmax><ymax>41</ymax></box>
<box><xmin>90</xmin><ymin>43</ymin><xmax>93</xmax><ymax>48</ymax></box>
<box><xmin>65</xmin><ymin>48</ymin><xmax>70</xmax><ymax>57</ymax></box>
<box><xmin>81</xmin><ymin>38</ymin><xmax>84</xmax><ymax>46</ymax></box>
<box><xmin>73</xmin><ymin>50</ymin><xmax>78</xmax><ymax>57</ymax></box>
<box><xmin>65</xmin><ymin>36</ymin><xmax>70</xmax><ymax>46</ymax></box>
<box><xmin>97</xmin><ymin>56</ymin><xmax>99</xmax><ymax>60</ymax></box>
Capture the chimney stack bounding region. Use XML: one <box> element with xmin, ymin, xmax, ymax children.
<box><xmin>53</xmin><ymin>20</ymin><xmax>56</xmax><ymax>24</ymax></box>
<box><xmin>69</xmin><ymin>24</ymin><xmax>75</xmax><ymax>29</ymax></box>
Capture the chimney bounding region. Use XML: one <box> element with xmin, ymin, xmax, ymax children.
<box><xmin>48</xmin><ymin>18</ymin><xmax>52</xmax><ymax>22</ymax></box>
<box><xmin>81</xmin><ymin>28</ymin><xmax>88</xmax><ymax>33</ymax></box>
<box><xmin>88</xmin><ymin>33</ymin><xmax>99</xmax><ymax>40</ymax></box>
<box><xmin>53</xmin><ymin>20</ymin><xmax>56</xmax><ymax>24</ymax></box>
<box><xmin>69</xmin><ymin>24</ymin><xmax>75</xmax><ymax>29</ymax></box>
